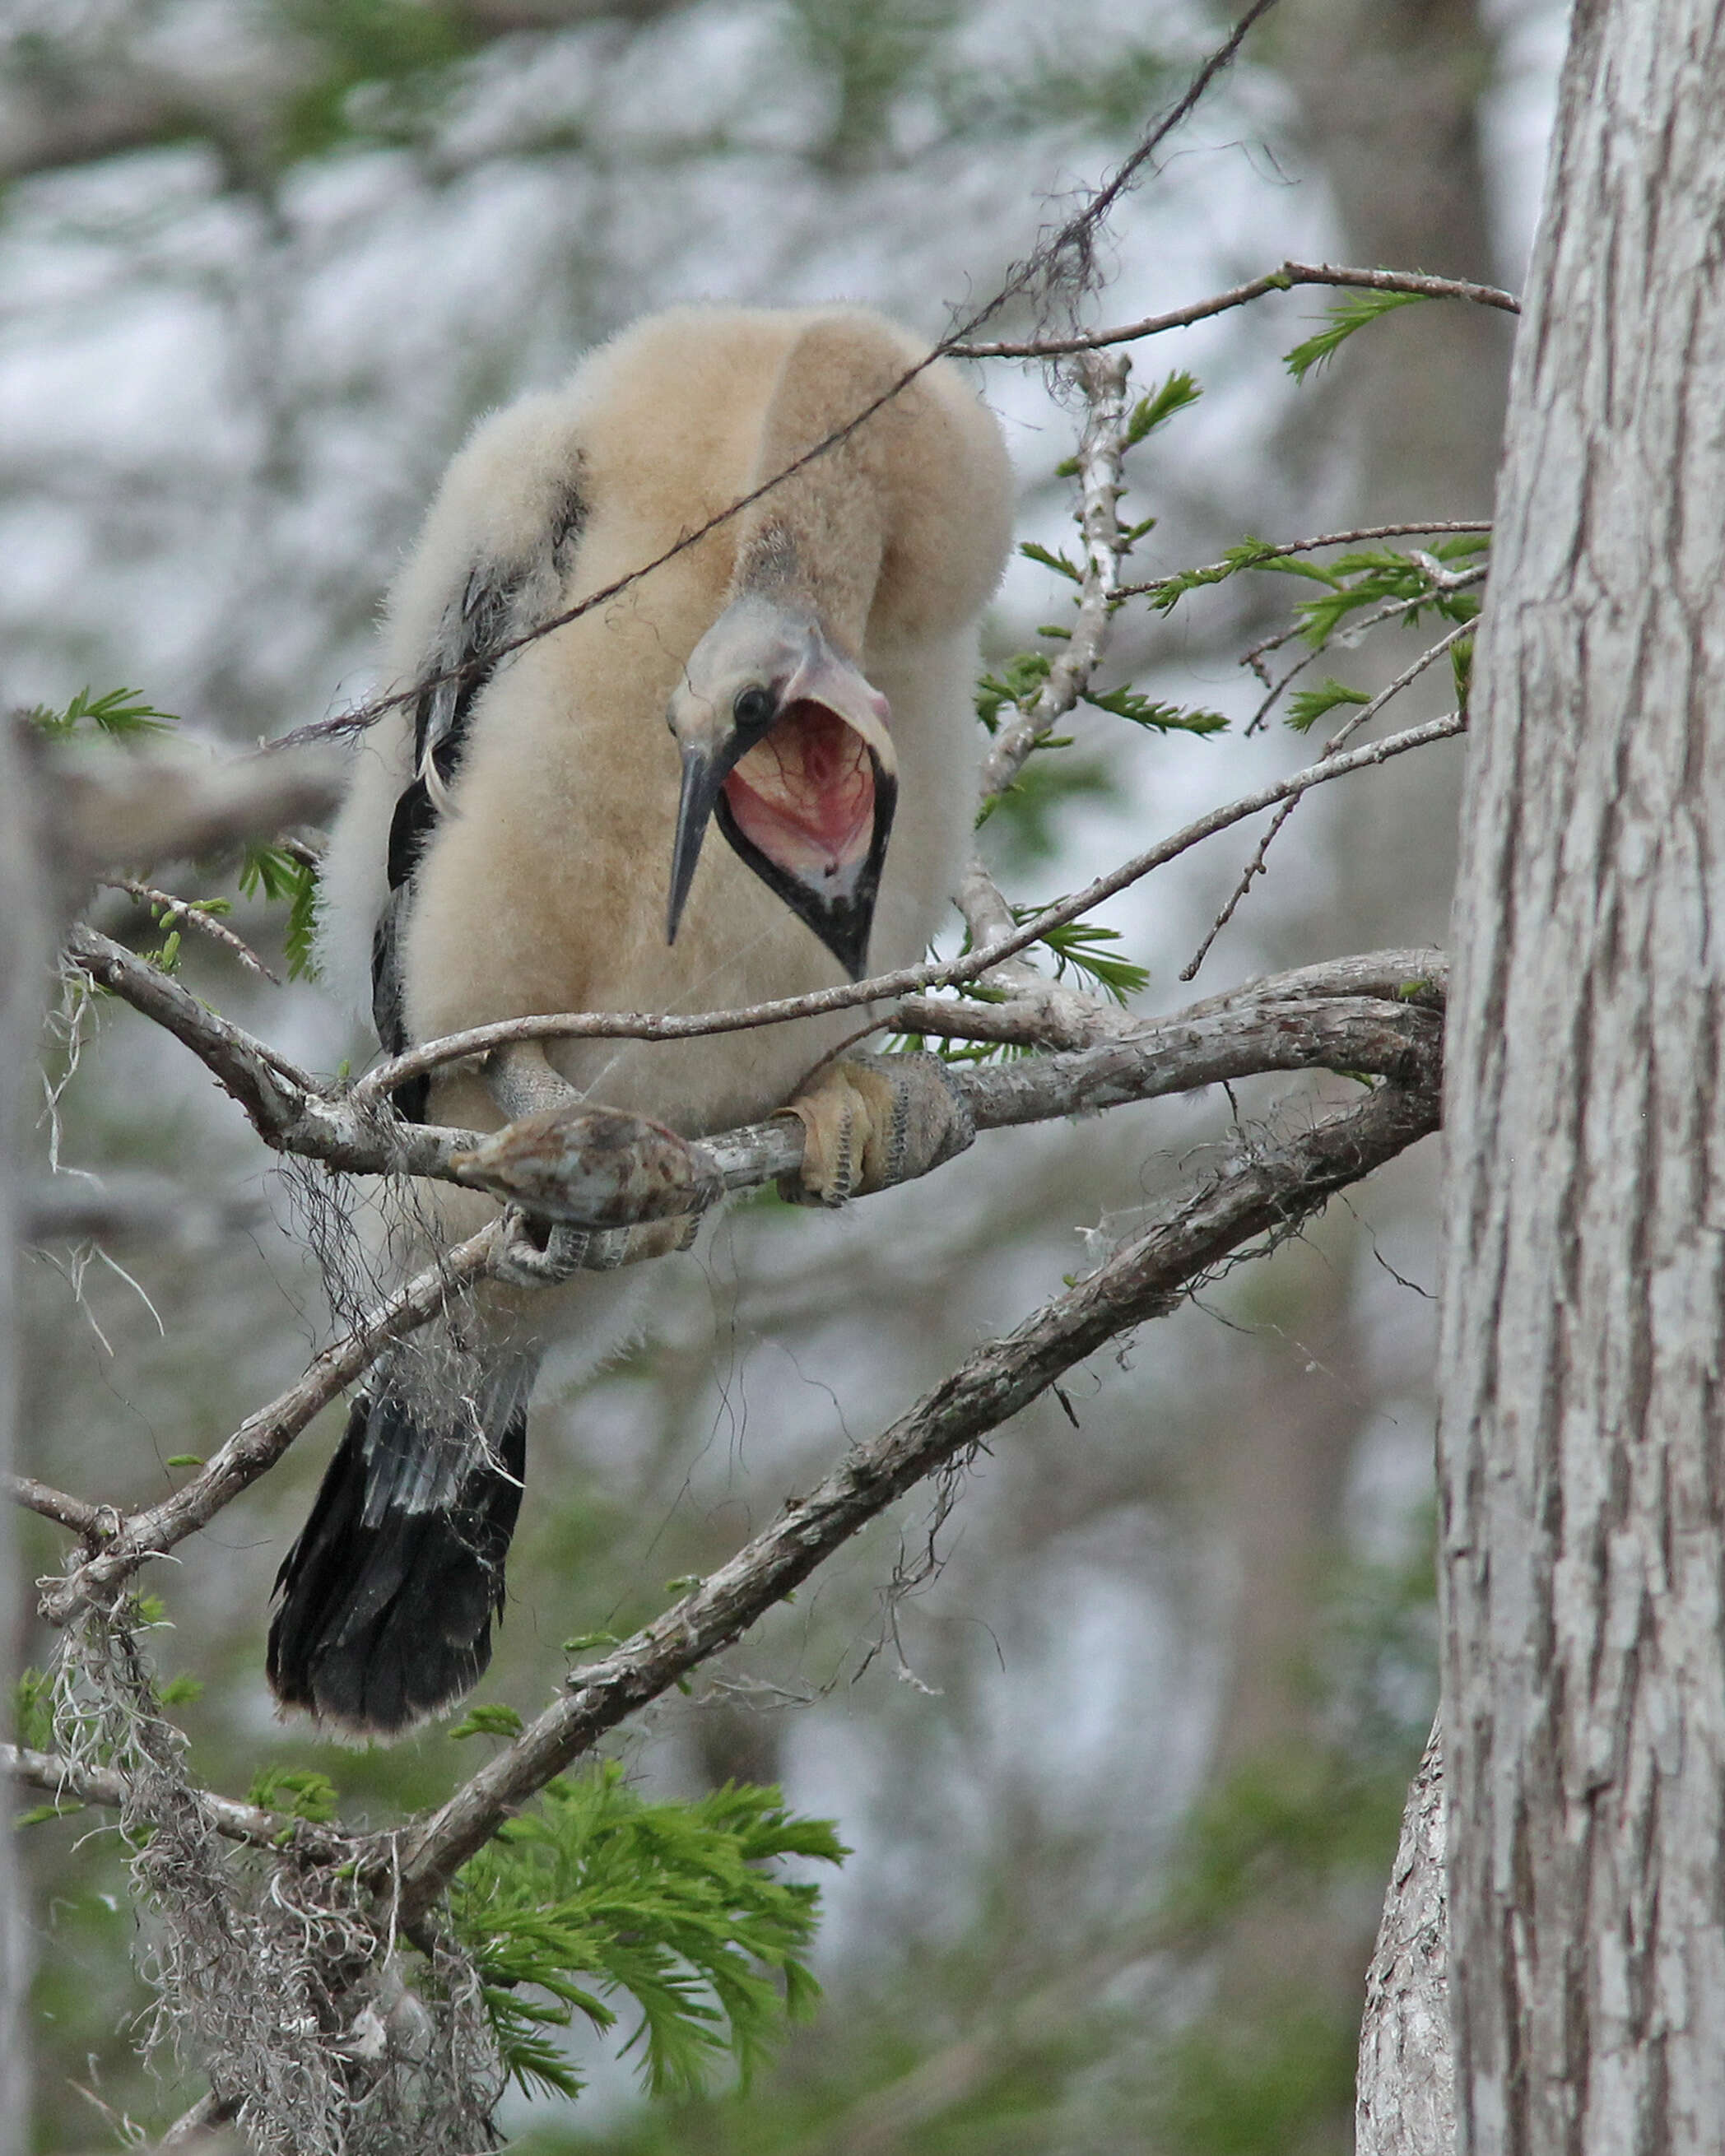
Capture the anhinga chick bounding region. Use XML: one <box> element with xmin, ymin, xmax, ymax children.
<box><xmin>268</xmin><ymin>304</ymin><xmax>1013</xmax><ymax>1734</ymax></box>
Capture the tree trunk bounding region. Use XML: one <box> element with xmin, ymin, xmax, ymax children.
<box><xmin>1355</xmin><ymin>1723</ymin><xmax>1452</xmax><ymax>2156</ymax></box>
<box><xmin>0</xmin><ymin>723</ymin><xmax>49</xmax><ymax>2156</ymax></box>
<box><xmin>1438</xmin><ymin>3</ymin><xmax>1725</xmax><ymax>2148</ymax></box>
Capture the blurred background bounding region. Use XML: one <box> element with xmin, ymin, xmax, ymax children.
<box><xmin>6</xmin><ymin>1</ymin><xmax>1564</xmax><ymax>2148</ymax></box>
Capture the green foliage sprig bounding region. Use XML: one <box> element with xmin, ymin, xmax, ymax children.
<box><xmin>1053</xmin><ymin>367</ymin><xmax>1201</xmax><ymax>477</ymax></box>
<box><xmin>1142</xmin><ymin>536</ymin><xmax>1291</xmax><ymax>613</ymax></box>
<box><xmin>1082</xmin><ymin>685</ymin><xmax>1227</xmax><ymax>736</ymax></box>
<box><xmin>448</xmin><ymin>1764</ymin><xmax>846</xmax><ymax>2103</ymax></box>
<box><xmin>448</xmin><ymin>1701</ymin><xmax>526</xmax><ymax>1741</ymax></box>
<box><xmin>1014</xmin><ymin>907</ymin><xmax>1148</xmax><ymax>1002</ymax></box>
<box><xmin>982</xmin><ymin>367</ymin><xmax>1221</xmax><ymax>865</ymax></box>
<box><xmin>1286</xmin><ymin>537</ymin><xmax>1486</xmax><ymax>648</ymax></box>
<box><xmin>238</xmin><ymin>843</ymin><xmax>320</xmax><ymax>980</ymax></box>
<box><xmin>13</xmin><ymin>1667</ymin><xmax>55</xmax><ymax>1754</ymax></box>
<box><xmin>29</xmin><ymin>689</ymin><xmax>319</xmax><ymax>976</ymax></box>
<box><xmin>1283</xmin><ymin>286</ymin><xmax>1430</xmax><ymax>383</ymax></box>
<box><xmin>1143</xmin><ymin>534</ymin><xmax>1486</xmax><ymax>647</ymax></box>
<box><xmin>244</xmin><ymin>1766</ymin><xmax>340</xmax><ymax>1825</ymax></box>
<box><xmin>28</xmin><ymin>685</ymin><xmax>177</xmax><ymax>741</ymax></box>
<box><xmin>12</xmin><ymin>1669</ymin><xmax>79</xmax><ymax>1827</ymax></box>
<box><xmin>1285</xmin><ymin>678</ymin><xmax>1372</xmax><ymax>735</ymax></box>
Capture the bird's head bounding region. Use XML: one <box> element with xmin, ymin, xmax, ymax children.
<box><xmin>665</xmin><ymin>595</ymin><xmax>898</xmax><ymax>981</ymax></box>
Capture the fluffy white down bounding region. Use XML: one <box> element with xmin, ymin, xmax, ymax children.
<box><xmin>315</xmin><ymin>305</ymin><xmax>1013</xmax><ymax>1139</ymax></box>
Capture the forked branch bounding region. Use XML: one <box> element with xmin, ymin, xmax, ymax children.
<box><xmin>396</xmin><ymin>1062</ymin><xmax>1442</xmax><ymax>1921</ymax></box>
<box><xmin>26</xmin><ymin>970</ymin><xmax>1444</xmax><ymax>1619</ymax></box>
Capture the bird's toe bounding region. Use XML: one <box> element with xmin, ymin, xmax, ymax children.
<box><xmin>779</xmin><ymin>1051</ymin><xmax>974</xmax><ymax>1206</ymax></box>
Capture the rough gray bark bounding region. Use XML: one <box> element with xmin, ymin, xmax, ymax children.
<box><xmin>1355</xmin><ymin>1724</ymin><xmax>1452</xmax><ymax>2156</ymax></box>
<box><xmin>1438</xmin><ymin>2</ymin><xmax>1725</xmax><ymax>2148</ymax></box>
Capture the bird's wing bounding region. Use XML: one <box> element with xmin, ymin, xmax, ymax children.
<box><xmin>370</xmin><ymin>479</ymin><xmax>585</xmax><ymax>1099</ymax></box>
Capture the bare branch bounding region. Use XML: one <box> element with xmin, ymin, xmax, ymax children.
<box><xmin>982</xmin><ymin>351</ymin><xmax>1133</xmax><ymax>797</ymax></box>
<box><xmin>449</xmin><ymin>995</ymin><xmax>1441</xmax><ymax>1222</ymax></box>
<box><xmin>397</xmin><ymin>1064</ymin><xmax>1441</xmax><ymax>1920</ymax></box>
<box><xmin>63</xmin><ymin>892</ymin><xmax>1452</xmax><ymax>1252</ymax></box>
<box><xmin>1180</xmin><ymin>623</ymin><xmax>1472</xmax><ymax>979</ymax></box>
<box><xmin>1174</xmin><ymin>946</ymin><xmax>1445</xmax><ymax>1020</ymax></box>
<box><xmin>25</xmin><ymin>973</ymin><xmax>1444</xmax><ymax>1614</ymax></box>
<box><xmin>949</xmin><ymin>261</ymin><xmax>1519</xmax><ymax>362</ymax></box>
<box><xmin>65</xmin><ymin>927</ymin><xmax>315</xmax><ymax>1109</ymax></box>
<box><xmin>951</xmin><ymin>997</ymin><xmax>1438</xmax><ymax>1117</ymax></box>
<box><xmin>4</xmin><ymin>1475</ymin><xmax>110</xmax><ymax>1541</ymax></box>
<box><xmin>63</xmin><ymin>928</ymin><xmax>484</xmax><ymax>1187</ymax></box>
<box><xmin>40</xmin><ymin>1223</ymin><xmax>505</xmax><ymax>1624</ymax></box>
<box><xmin>356</xmin><ymin>709</ymin><xmax>1466</xmax><ymax>1099</ymax></box>
<box><xmin>2</xmin><ymin>1743</ymin><xmax>300</xmax><ymax>1854</ymax></box>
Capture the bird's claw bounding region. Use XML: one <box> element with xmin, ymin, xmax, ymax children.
<box><xmin>779</xmin><ymin>1051</ymin><xmax>974</xmax><ymax>1206</ymax></box>
<box><xmin>494</xmin><ymin>1210</ymin><xmax>698</xmax><ymax>1285</ymax></box>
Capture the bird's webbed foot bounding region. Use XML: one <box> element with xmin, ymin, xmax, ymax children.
<box><xmin>779</xmin><ymin>1051</ymin><xmax>975</xmax><ymax>1207</ymax></box>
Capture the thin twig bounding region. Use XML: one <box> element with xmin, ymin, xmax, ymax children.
<box><xmin>34</xmin><ymin>968</ymin><xmax>1444</xmax><ymax>1619</ymax></box>
<box><xmin>395</xmin><ymin>1062</ymin><xmax>1441</xmax><ymax>1921</ymax></box>
<box><xmin>1242</xmin><ymin>565</ymin><xmax>1488</xmax><ymax>692</ymax></box>
<box><xmin>155</xmin><ymin>2089</ymin><xmax>239</xmax><ymax>2149</ymax></box>
<box><xmin>99</xmin><ymin>878</ymin><xmax>280</xmax><ymax>982</ymax></box>
<box><xmin>1017</xmin><ymin>0</ymin><xmax>1285</xmax><ymax>300</ymax></box>
<box><xmin>40</xmin><ymin>1222</ymin><xmax>505</xmax><ymax>1624</ymax></box>
<box><xmin>1115</xmin><ymin>520</ymin><xmax>1492</xmax><ymax>605</ymax></box>
<box><xmin>67</xmin><ymin>714</ymin><xmax>1462</xmax><ymax>1209</ymax></box>
<box><xmin>354</xmin><ymin>709</ymin><xmax>1466</xmax><ymax>1101</ymax></box>
<box><xmin>949</xmin><ymin>261</ymin><xmax>1519</xmax><ymax>361</ymax></box>
<box><xmin>1180</xmin><ymin>624</ymin><xmax>1472</xmax><ymax>980</ymax></box>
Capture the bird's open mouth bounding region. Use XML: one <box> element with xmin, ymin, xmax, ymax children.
<box><xmin>719</xmin><ymin>699</ymin><xmax>878</xmax><ymax>894</ymax></box>
<box><xmin>714</xmin><ymin>697</ymin><xmax>896</xmax><ymax>980</ymax></box>
<box><xmin>667</xmin><ymin>618</ymin><xmax>900</xmax><ymax>983</ymax></box>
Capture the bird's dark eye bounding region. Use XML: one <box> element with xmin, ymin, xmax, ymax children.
<box><xmin>732</xmin><ymin>685</ymin><xmax>775</xmax><ymax>732</ymax></box>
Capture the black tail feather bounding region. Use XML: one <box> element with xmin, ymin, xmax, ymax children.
<box><xmin>267</xmin><ymin>1365</ymin><xmax>531</xmax><ymax>1735</ymax></box>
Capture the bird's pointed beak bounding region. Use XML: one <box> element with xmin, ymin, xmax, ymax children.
<box><xmin>667</xmin><ymin>623</ymin><xmax>898</xmax><ymax>982</ymax></box>
<box><xmin>667</xmin><ymin>741</ymin><xmax>729</xmax><ymax>949</ymax></box>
